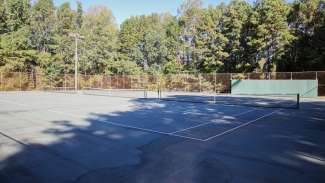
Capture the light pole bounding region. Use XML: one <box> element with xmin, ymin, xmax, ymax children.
<box><xmin>69</xmin><ymin>33</ymin><xmax>84</xmax><ymax>91</ymax></box>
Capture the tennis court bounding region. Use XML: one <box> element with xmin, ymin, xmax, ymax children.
<box><xmin>0</xmin><ymin>90</ymin><xmax>325</xmax><ymax>183</ymax></box>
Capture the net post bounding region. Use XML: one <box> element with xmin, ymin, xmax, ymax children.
<box><xmin>316</xmin><ymin>71</ymin><xmax>318</xmax><ymax>80</ymax></box>
<box><xmin>214</xmin><ymin>72</ymin><xmax>217</xmax><ymax>104</ymax></box>
<box><xmin>296</xmin><ymin>93</ymin><xmax>300</xmax><ymax>109</ymax></box>
<box><xmin>291</xmin><ymin>72</ymin><xmax>293</xmax><ymax>80</ymax></box>
<box><xmin>156</xmin><ymin>74</ymin><xmax>160</xmax><ymax>99</ymax></box>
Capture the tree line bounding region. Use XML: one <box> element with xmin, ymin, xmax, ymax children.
<box><xmin>0</xmin><ymin>0</ymin><xmax>324</xmax><ymax>77</ymax></box>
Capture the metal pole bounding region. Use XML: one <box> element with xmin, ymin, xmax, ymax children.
<box><xmin>19</xmin><ymin>72</ymin><xmax>22</xmax><ymax>91</ymax></box>
<box><xmin>109</xmin><ymin>75</ymin><xmax>112</xmax><ymax>89</ymax></box>
<box><xmin>0</xmin><ymin>72</ymin><xmax>2</xmax><ymax>90</ymax></box>
<box><xmin>297</xmin><ymin>94</ymin><xmax>300</xmax><ymax>109</ymax></box>
<box><xmin>199</xmin><ymin>74</ymin><xmax>202</xmax><ymax>92</ymax></box>
<box><xmin>64</xmin><ymin>74</ymin><xmax>66</xmax><ymax>89</ymax></box>
<box><xmin>101</xmin><ymin>75</ymin><xmax>104</xmax><ymax>89</ymax></box>
<box><xmin>291</xmin><ymin>72</ymin><xmax>292</xmax><ymax>80</ymax></box>
<box><xmin>316</xmin><ymin>71</ymin><xmax>318</xmax><ymax>80</ymax></box>
<box><xmin>186</xmin><ymin>72</ymin><xmax>189</xmax><ymax>92</ymax></box>
<box><xmin>214</xmin><ymin>73</ymin><xmax>217</xmax><ymax>104</ymax></box>
<box><xmin>130</xmin><ymin>75</ymin><xmax>133</xmax><ymax>89</ymax></box>
<box><xmin>116</xmin><ymin>75</ymin><xmax>119</xmax><ymax>89</ymax></box>
<box><xmin>70</xmin><ymin>33</ymin><xmax>84</xmax><ymax>91</ymax></box>
<box><xmin>122</xmin><ymin>74</ymin><xmax>125</xmax><ymax>89</ymax></box>
<box><xmin>74</xmin><ymin>36</ymin><xmax>78</xmax><ymax>91</ymax></box>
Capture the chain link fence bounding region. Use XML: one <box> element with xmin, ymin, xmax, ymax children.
<box><xmin>0</xmin><ymin>71</ymin><xmax>324</xmax><ymax>96</ymax></box>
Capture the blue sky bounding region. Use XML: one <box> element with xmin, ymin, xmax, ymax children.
<box><xmin>53</xmin><ymin>0</ymin><xmax>257</xmax><ymax>25</ymax></box>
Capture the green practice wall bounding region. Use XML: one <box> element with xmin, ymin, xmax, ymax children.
<box><xmin>231</xmin><ymin>80</ymin><xmax>318</xmax><ymax>97</ymax></box>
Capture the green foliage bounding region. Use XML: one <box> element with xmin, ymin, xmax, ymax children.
<box><xmin>119</xmin><ymin>13</ymin><xmax>176</xmax><ymax>70</ymax></box>
<box><xmin>79</xmin><ymin>6</ymin><xmax>118</xmax><ymax>74</ymax></box>
<box><xmin>252</xmin><ymin>0</ymin><xmax>293</xmax><ymax>72</ymax></box>
<box><xmin>0</xmin><ymin>0</ymin><xmax>324</xmax><ymax>76</ymax></box>
<box><xmin>223</xmin><ymin>0</ymin><xmax>252</xmax><ymax>72</ymax></box>
<box><xmin>106</xmin><ymin>54</ymin><xmax>142</xmax><ymax>75</ymax></box>
<box><xmin>163</xmin><ymin>60</ymin><xmax>184</xmax><ymax>74</ymax></box>
<box><xmin>178</xmin><ymin>0</ymin><xmax>203</xmax><ymax>68</ymax></box>
<box><xmin>29</xmin><ymin>0</ymin><xmax>56</xmax><ymax>53</ymax></box>
<box><xmin>279</xmin><ymin>0</ymin><xmax>325</xmax><ymax>71</ymax></box>
<box><xmin>75</xmin><ymin>1</ymin><xmax>83</xmax><ymax>29</ymax></box>
<box><xmin>53</xmin><ymin>2</ymin><xmax>75</xmax><ymax>74</ymax></box>
<box><xmin>0</xmin><ymin>0</ymin><xmax>30</xmax><ymax>34</ymax></box>
<box><xmin>194</xmin><ymin>5</ymin><xmax>228</xmax><ymax>73</ymax></box>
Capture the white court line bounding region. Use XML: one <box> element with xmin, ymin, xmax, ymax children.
<box><xmin>48</xmin><ymin>108</ymin><xmax>205</xmax><ymax>141</ymax></box>
<box><xmin>203</xmin><ymin>110</ymin><xmax>280</xmax><ymax>141</ymax></box>
<box><xmin>170</xmin><ymin>122</ymin><xmax>214</xmax><ymax>134</ymax></box>
<box><xmin>0</xmin><ymin>99</ymin><xmax>205</xmax><ymax>142</ymax></box>
<box><xmin>170</xmin><ymin>108</ymin><xmax>258</xmax><ymax>134</ymax></box>
<box><xmin>0</xmin><ymin>98</ymin><xmax>281</xmax><ymax>142</ymax></box>
<box><xmin>233</xmin><ymin>109</ymin><xmax>258</xmax><ymax>117</ymax></box>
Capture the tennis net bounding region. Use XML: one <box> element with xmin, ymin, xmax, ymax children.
<box><xmin>44</xmin><ymin>87</ymin><xmax>77</xmax><ymax>94</ymax></box>
<box><xmin>81</xmin><ymin>87</ymin><xmax>150</xmax><ymax>99</ymax></box>
<box><xmin>159</xmin><ymin>91</ymin><xmax>300</xmax><ymax>109</ymax></box>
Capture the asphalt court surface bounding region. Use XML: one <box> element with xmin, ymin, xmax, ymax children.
<box><xmin>0</xmin><ymin>91</ymin><xmax>325</xmax><ymax>183</ymax></box>
<box><xmin>0</xmin><ymin>91</ymin><xmax>275</xmax><ymax>141</ymax></box>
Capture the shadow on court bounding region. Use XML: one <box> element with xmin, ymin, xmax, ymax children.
<box><xmin>0</xmin><ymin>93</ymin><xmax>325</xmax><ymax>183</ymax></box>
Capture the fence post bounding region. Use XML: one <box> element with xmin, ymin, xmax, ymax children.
<box><xmin>199</xmin><ymin>73</ymin><xmax>202</xmax><ymax>92</ymax></box>
<box><xmin>116</xmin><ymin>75</ymin><xmax>119</xmax><ymax>89</ymax></box>
<box><xmin>0</xmin><ymin>72</ymin><xmax>2</xmax><ymax>91</ymax></box>
<box><xmin>214</xmin><ymin>73</ymin><xmax>217</xmax><ymax>93</ymax></box>
<box><xmin>101</xmin><ymin>74</ymin><xmax>104</xmax><ymax>89</ymax></box>
<box><xmin>19</xmin><ymin>72</ymin><xmax>22</xmax><ymax>91</ymax></box>
<box><xmin>185</xmin><ymin>73</ymin><xmax>189</xmax><ymax>92</ymax></box>
<box><xmin>122</xmin><ymin>73</ymin><xmax>125</xmax><ymax>89</ymax></box>
<box><xmin>316</xmin><ymin>71</ymin><xmax>318</xmax><ymax>80</ymax></box>
<box><xmin>64</xmin><ymin>74</ymin><xmax>67</xmax><ymax>89</ymax></box>
<box><xmin>291</xmin><ymin>72</ymin><xmax>293</xmax><ymax>80</ymax></box>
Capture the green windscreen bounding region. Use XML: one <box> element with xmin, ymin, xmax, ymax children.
<box><xmin>231</xmin><ymin>80</ymin><xmax>318</xmax><ymax>97</ymax></box>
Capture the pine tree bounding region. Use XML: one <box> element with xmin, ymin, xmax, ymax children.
<box><xmin>252</xmin><ymin>0</ymin><xmax>293</xmax><ymax>72</ymax></box>
<box><xmin>178</xmin><ymin>0</ymin><xmax>203</xmax><ymax>69</ymax></box>
<box><xmin>194</xmin><ymin>5</ymin><xmax>228</xmax><ymax>72</ymax></box>
<box><xmin>75</xmin><ymin>1</ymin><xmax>83</xmax><ymax>29</ymax></box>
<box><xmin>29</xmin><ymin>0</ymin><xmax>56</xmax><ymax>53</ymax></box>
<box><xmin>280</xmin><ymin>0</ymin><xmax>325</xmax><ymax>71</ymax></box>
<box><xmin>53</xmin><ymin>2</ymin><xmax>75</xmax><ymax>74</ymax></box>
<box><xmin>0</xmin><ymin>0</ymin><xmax>35</xmax><ymax>72</ymax></box>
<box><xmin>223</xmin><ymin>0</ymin><xmax>252</xmax><ymax>72</ymax></box>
